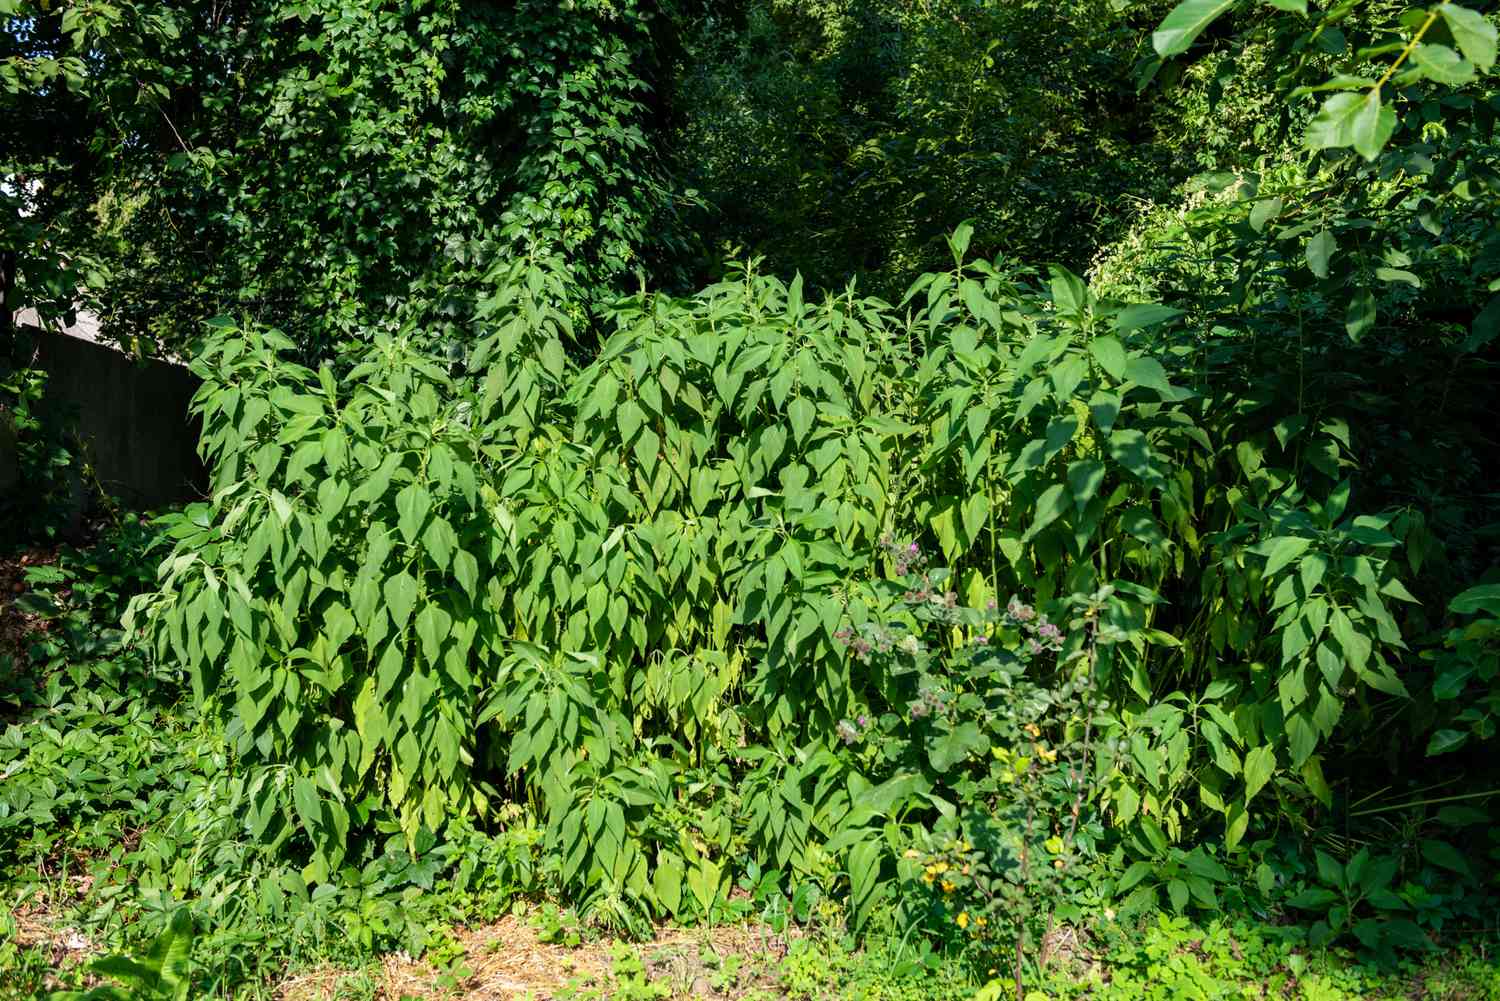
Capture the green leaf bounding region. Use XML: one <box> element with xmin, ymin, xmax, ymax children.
<box><xmin>293</xmin><ymin>775</ymin><xmax>321</xmax><ymax>836</ymax></box>
<box><xmin>949</xmin><ymin>221</ymin><xmax>975</xmax><ymax>263</ymax></box>
<box><xmin>1410</xmin><ymin>42</ymin><xmax>1476</xmax><ymax>84</ymax></box>
<box><xmin>1117</xmin><ymin>861</ymin><xmax>1154</xmax><ymax>892</ymax></box>
<box><xmin>654</xmin><ymin>852</ymin><xmax>685</xmax><ymax>915</ymax></box>
<box><xmin>1426</xmin><ymin>729</ymin><xmax>1468</xmax><ymax>756</ymax></box>
<box><xmin>1262</xmin><ymin>0</ymin><xmax>1306</xmax><ymax>12</ymax></box>
<box><xmin>928</xmin><ymin>721</ymin><xmax>988</xmax><ymax>771</ymax></box>
<box><xmin>1287</xmin><ymin>887</ymin><xmax>1339</xmax><ymax>909</ymax></box>
<box><xmin>1249</xmin><ymin>198</ymin><xmax>1283</xmax><ymax>232</ymax></box>
<box><xmin>1167</xmin><ymin>877</ymin><xmax>1191</xmax><ymax>913</ymax></box>
<box><xmin>1439</xmin><ymin>3</ymin><xmax>1497</xmax><ymax>71</ymax></box>
<box><xmin>634</xmin><ymin>427</ymin><xmax>660</xmax><ymax>475</ymax></box>
<box><xmin>1067</xmin><ymin>459</ymin><xmax>1106</xmax><ymax>510</ymax></box>
<box><xmin>847</xmin><ymin>839</ymin><xmax>887</xmax><ymax>932</ymax></box>
<box><xmin>396</xmin><ymin>484</ymin><xmax>432</xmax><ymax>544</ymax></box>
<box><xmin>453</xmin><ymin>549</ymin><xmax>479</xmax><ymax>598</ymax></box>
<box><xmin>1153</xmin><ymin>0</ymin><xmax>1236</xmax><ymax>57</ymax></box>
<box><xmin>1124</xmin><ymin>355</ymin><xmax>1176</xmax><ymax>398</ymax></box>
<box><xmin>1306</xmin><ymin>92</ymin><xmax>1394</xmax><ymax>161</ymax></box>
<box><xmin>1375</xmin><ymin>267</ymin><xmax>1421</xmax><ymax>287</ymax></box>
<box><xmin>1345</xmin><ymin>290</ymin><xmax>1375</xmax><ymax>341</ymax></box>
<box><xmin>1421</xmin><ymin>839</ymin><xmax>1472</xmax><ymax>876</ymax></box>
<box><xmin>1090</xmin><ymin>336</ymin><xmax>1128</xmax><ymax>379</ymax></box>
<box><xmin>618</xmin><ymin>400</ymin><xmax>645</xmax><ymax>443</ymax></box>
<box><xmin>1114</xmin><ymin>304</ymin><xmax>1183</xmax><ymax>331</ymax></box>
<box><xmin>1049</xmin><ymin>266</ymin><xmax>1088</xmax><ymax>314</ymax></box>
<box><xmin>384</xmin><ymin>571</ymin><xmax>418</xmax><ymax>631</ymax></box>
<box><xmin>1024</xmin><ymin>483</ymin><xmax>1070</xmax><ymax>541</ymax></box>
<box><xmin>1351</xmin><ymin>90</ymin><xmax>1396</xmax><ymax>161</ymax></box>
<box><xmin>788</xmin><ymin>396</ymin><xmax>816</xmax><ymax>447</ymax></box>
<box><xmin>1450</xmin><ymin>584</ymin><xmax>1500</xmax><ymax>617</ymax></box>
<box><xmin>1262</xmin><ymin>536</ymin><xmax>1313</xmax><ymax>577</ymax></box>
<box><xmin>269</xmin><ymin>490</ymin><xmax>294</xmax><ymax>526</ymax></box>
<box><xmin>1465</xmin><ymin>296</ymin><xmax>1500</xmax><ymax>353</ymax></box>
<box><xmin>1243</xmin><ymin>744</ymin><xmax>1276</xmax><ymax>802</ymax></box>
<box><xmin>1305</xmin><ymin>229</ymin><xmax>1337</xmax><ymax>279</ymax></box>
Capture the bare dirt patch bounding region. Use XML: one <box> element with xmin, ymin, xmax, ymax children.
<box><xmin>277</xmin><ymin>916</ymin><xmax>803</xmax><ymax>1001</ymax></box>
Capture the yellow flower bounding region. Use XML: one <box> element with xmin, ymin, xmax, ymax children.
<box><xmin>956</xmin><ymin>912</ymin><xmax>970</xmax><ymax>929</ymax></box>
<box><xmin>941</xmin><ymin>880</ymin><xmax>955</xmax><ymax>893</ymax></box>
<box><xmin>903</xmin><ymin>849</ymin><xmax>921</xmax><ymax>859</ymax></box>
<box><xmin>922</xmin><ymin>872</ymin><xmax>935</xmax><ymax>884</ymax></box>
<box><xmin>1053</xmin><ymin>859</ymin><xmax>1064</xmax><ymax>869</ymax></box>
<box><xmin>933</xmin><ymin>861</ymin><xmax>949</xmax><ymax>874</ymax></box>
<box><xmin>1024</xmin><ymin>723</ymin><xmax>1041</xmax><ymax>737</ymax></box>
<box><xmin>978</xmin><ymin>916</ymin><xmax>988</xmax><ymax>927</ymax></box>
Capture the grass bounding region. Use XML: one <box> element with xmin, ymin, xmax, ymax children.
<box><xmin>11</xmin><ymin>898</ymin><xmax>1500</xmax><ymax>1001</ymax></box>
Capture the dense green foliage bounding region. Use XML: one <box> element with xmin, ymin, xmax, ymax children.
<box><xmin>4</xmin><ymin>0</ymin><xmax>1500</xmax><ymax>996</ymax></box>
<box><xmin>669</xmin><ymin>0</ymin><xmax>1180</xmax><ymax>294</ymax></box>
<box><xmin>2</xmin><ymin>0</ymin><xmax>684</xmax><ymax>358</ymax></box>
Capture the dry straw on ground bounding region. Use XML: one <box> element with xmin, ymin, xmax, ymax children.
<box><xmin>278</xmin><ymin>915</ymin><xmax>801</xmax><ymax>1001</ymax></box>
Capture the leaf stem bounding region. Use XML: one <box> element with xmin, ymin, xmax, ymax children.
<box><xmin>1373</xmin><ymin>9</ymin><xmax>1440</xmax><ymax>92</ymax></box>
<box><xmin>1349</xmin><ymin>787</ymin><xmax>1500</xmax><ymax>816</ymax></box>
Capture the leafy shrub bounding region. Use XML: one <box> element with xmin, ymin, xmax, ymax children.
<box><xmin>48</xmin><ymin>910</ymin><xmax>196</xmax><ymax>1001</ymax></box>
<box><xmin>0</xmin><ymin>361</ymin><xmax>75</xmax><ymax>545</ymax></box>
<box><xmin>125</xmin><ymin>233</ymin><xmax>1450</xmax><ymax>954</ymax></box>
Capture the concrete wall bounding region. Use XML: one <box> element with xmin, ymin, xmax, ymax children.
<box><xmin>24</xmin><ymin>326</ymin><xmax>207</xmax><ymax>510</ymax></box>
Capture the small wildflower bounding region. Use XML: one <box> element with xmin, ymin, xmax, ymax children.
<box><xmin>941</xmin><ymin>880</ymin><xmax>955</xmax><ymax>893</ymax></box>
<box><xmin>956</xmin><ymin>912</ymin><xmax>969</xmax><ymax>929</ymax></box>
